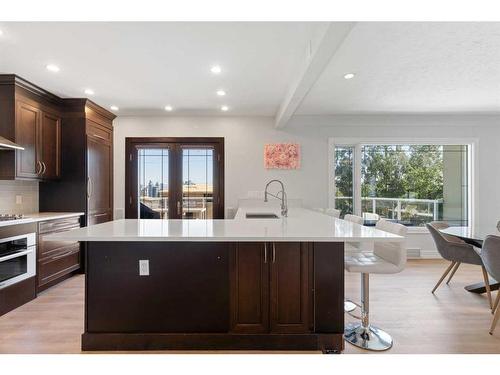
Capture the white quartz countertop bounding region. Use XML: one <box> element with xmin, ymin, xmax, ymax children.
<box><xmin>0</xmin><ymin>212</ymin><xmax>84</xmax><ymax>228</ymax></box>
<box><xmin>46</xmin><ymin>207</ymin><xmax>403</xmax><ymax>242</ymax></box>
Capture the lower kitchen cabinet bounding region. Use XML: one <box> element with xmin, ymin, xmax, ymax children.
<box><xmin>37</xmin><ymin>216</ymin><xmax>83</xmax><ymax>292</ymax></box>
<box><xmin>230</xmin><ymin>242</ymin><xmax>311</xmax><ymax>334</ymax></box>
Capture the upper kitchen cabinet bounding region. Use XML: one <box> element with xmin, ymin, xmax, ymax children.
<box><xmin>39</xmin><ymin>99</ymin><xmax>115</xmax><ymax>226</ymax></box>
<box><xmin>0</xmin><ymin>75</ymin><xmax>61</xmax><ymax>180</ymax></box>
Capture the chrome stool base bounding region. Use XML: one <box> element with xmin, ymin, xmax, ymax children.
<box><xmin>344</xmin><ymin>301</ymin><xmax>356</xmax><ymax>313</ymax></box>
<box><xmin>344</xmin><ymin>322</ymin><xmax>393</xmax><ymax>351</ymax></box>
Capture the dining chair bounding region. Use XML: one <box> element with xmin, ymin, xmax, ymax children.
<box><xmin>426</xmin><ymin>222</ymin><xmax>493</xmax><ymax>311</ymax></box>
<box><xmin>480</xmin><ymin>235</ymin><xmax>500</xmax><ymax>334</ymax></box>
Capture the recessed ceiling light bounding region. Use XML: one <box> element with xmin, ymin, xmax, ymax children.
<box><xmin>343</xmin><ymin>73</ymin><xmax>355</xmax><ymax>80</ymax></box>
<box><xmin>164</xmin><ymin>105</ymin><xmax>173</xmax><ymax>112</ymax></box>
<box><xmin>210</xmin><ymin>65</ymin><xmax>222</xmax><ymax>74</ymax></box>
<box><xmin>110</xmin><ymin>105</ymin><xmax>119</xmax><ymax>111</ymax></box>
<box><xmin>84</xmin><ymin>89</ymin><xmax>95</xmax><ymax>96</ymax></box>
<box><xmin>46</xmin><ymin>64</ymin><xmax>60</xmax><ymax>73</ymax></box>
<box><xmin>216</xmin><ymin>90</ymin><xmax>226</xmax><ymax>97</ymax></box>
<box><xmin>0</xmin><ymin>29</ymin><xmax>3</xmax><ymax>36</ymax></box>
<box><xmin>221</xmin><ymin>105</ymin><xmax>229</xmax><ymax>112</ymax></box>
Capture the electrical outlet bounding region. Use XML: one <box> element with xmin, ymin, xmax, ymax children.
<box><xmin>139</xmin><ymin>259</ymin><xmax>149</xmax><ymax>276</ymax></box>
<box><xmin>15</xmin><ymin>195</ymin><xmax>22</xmax><ymax>205</ymax></box>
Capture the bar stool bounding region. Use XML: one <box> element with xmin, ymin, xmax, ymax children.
<box><xmin>325</xmin><ymin>208</ymin><xmax>341</xmax><ymax>218</ymax></box>
<box><xmin>344</xmin><ymin>219</ymin><xmax>407</xmax><ymax>351</ymax></box>
<box><xmin>343</xmin><ymin>213</ymin><xmax>367</xmax><ymax>312</ymax></box>
<box><xmin>344</xmin><ymin>214</ymin><xmax>364</xmax><ymax>225</ymax></box>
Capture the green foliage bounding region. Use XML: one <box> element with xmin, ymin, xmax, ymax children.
<box><xmin>334</xmin><ymin>145</ymin><xmax>445</xmax><ymax>216</ymax></box>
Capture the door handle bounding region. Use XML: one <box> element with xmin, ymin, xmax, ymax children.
<box><xmin>264</xmin><ymin>243</ymin><xmax>268</xmax><ymax>263</ymax></box>
<box><xmin>272</xmin><ymin>243</ymin><xmax>276</xmax><ymax>263</ymax></box>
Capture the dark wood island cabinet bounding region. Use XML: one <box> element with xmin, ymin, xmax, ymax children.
<box><xmin>81</xmin><ymin>240</ymin><xmax>345</xmax><ymax>353</ymax></box>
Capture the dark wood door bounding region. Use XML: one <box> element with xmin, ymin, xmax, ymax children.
<box><xmin>87</xmin><ymin>135</ymin><xmax>112</xmax><ymax>225</ymax></box>
<box><xmin>230</xmin><ymin>242</ymin><xmax>269</xmax><ymax>333</ymax></box>
<box><xmin>15</xmin><ymin>101</ymin><xmax>40</xmax><ymax>178</ymax></box>
<box><xmin>125</xmin><ymin>137</ymin><xmax>224</xmax><ymax>220</ymax></box>
<box><xmin>270</xmin><ymin>242</ymin><xmax>311</xmax><ymax>333</ymax></box>
<box><xmin>39</xmin><ymin>111</ymin><xmax>61</xmax><ymax>179</ymax></box>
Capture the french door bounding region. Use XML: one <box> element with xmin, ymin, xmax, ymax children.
<box><xmin>125</xmin><ymin>138</ymin><xmax>224</xmax><ymax>219</ymax></box>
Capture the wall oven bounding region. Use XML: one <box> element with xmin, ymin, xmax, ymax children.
<box><xmin>0</xmin><ymin>232</ymin><xmax>36</xmax><ymax>290</ymax></box>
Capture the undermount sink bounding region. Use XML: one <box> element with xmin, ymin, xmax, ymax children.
<box><xmin>245</xmin><ymin>213</ymin><xmax>280</xmax><ymax>219</ymax></box>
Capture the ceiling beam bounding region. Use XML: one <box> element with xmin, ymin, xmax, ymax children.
<box><xmin>274</xmin><ymin>22</ymin><xmax>356</xmax><ymax>128</ymax></box>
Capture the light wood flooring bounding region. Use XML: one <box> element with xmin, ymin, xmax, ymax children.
<box><xmin>0</xmin><ymin>259</ymin><xmax>499</xmax><ymax>354</ymax></box>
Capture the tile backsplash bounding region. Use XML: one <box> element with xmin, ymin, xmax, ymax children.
<box><xmin>0</xmin><ymin>180</ymin><xmax>39</xmax><ymax>214</ymax></box>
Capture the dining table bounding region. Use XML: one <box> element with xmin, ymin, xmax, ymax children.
<box><xmin>439</xmin><ymin>226</ymin><xmax>499</xmax><ymax>294</ymax></box>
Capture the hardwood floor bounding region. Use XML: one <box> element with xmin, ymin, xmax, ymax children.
<box><xmin>0</xmin><ymin>259</ymin><xmax>499</xmax><ymax>354</ymax></box>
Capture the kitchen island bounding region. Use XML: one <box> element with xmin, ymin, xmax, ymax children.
<box><xmin>47</xmin><ymin>207</ymin><xmax>402</xmax><ymax>353</ymax></box>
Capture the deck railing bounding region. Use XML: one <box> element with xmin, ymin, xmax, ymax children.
<box><xmin>335</xmin><ymin>196</ymin><xmax>443</xmax><ymax>222</ymax></box>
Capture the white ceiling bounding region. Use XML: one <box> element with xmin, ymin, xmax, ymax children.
<box><xmin>297</xmin><ymin>22</ymin><xmax>500</xmax><ymax>114</ymax></box>
<box><xmin>1</xmin><ymin>22</ymin><xmax>500</xmax><ymax>117</ymax></box>
<box><xmin>0</xmin><ymin>22</ymin><xmax>320</xmax><ymax>116</ymax></box>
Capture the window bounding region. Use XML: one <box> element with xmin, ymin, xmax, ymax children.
<box><xmin>332</xmin><ymin>142</ymin><xmax>471</xmax><ymax>227</ymax></box>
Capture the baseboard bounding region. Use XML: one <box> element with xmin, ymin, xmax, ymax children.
<box><xmin>407</xmin><ymin>248</ymin><xmax>441</xmax><ymax>259</ymax></box>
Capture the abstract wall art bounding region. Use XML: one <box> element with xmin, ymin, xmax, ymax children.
<box><xmin>264</xmin><ymin>143</ymin><xmax>300</xmax><ymax>169</ymax></box>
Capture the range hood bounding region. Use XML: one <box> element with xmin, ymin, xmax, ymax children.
<box><xmin>0</xmin><ymin>136</ymin><xmax>24</xmax><ymax>150</ymax></box>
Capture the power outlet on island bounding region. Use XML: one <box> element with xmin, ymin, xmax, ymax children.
<box><xmin>139</xmin><ymin>260</ymin><xmax>150</xmax><ymax>276</ymax></box>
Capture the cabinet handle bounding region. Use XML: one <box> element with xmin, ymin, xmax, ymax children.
<box><xmin>92</xmin><ymin>133</ymin><xmax>107</xmax><ymax>141</ymax></box>
<box><xmin>272</xmin><ymin>243</ymin><xmax>276</xmax><ymax>263</ymax></box>
<box><xmin>87</xmin><ymin>177</ymin><xmax>92</xmax><ymax>198</ymax></box>
<box><xmin>36</xmin><ymin>161</ymin><xmax>42</xmax><ymax>175</ymax></box>
<box><xmin>264</xmin><ymin>243</ymin><xmax>268</xmax><ymax>263</ymax></box>
<box><xmin>41</xmin><ymin>161</ymin><xmax>47</xmax><ymax>175</ymax></box>
<box><xmin>177</xmin><ymin>201</ymin><xmax>181</xmax><ymax>216</ymax></box>
<box><xmin>93</xmin><ymin>213</ymin><xmax>108</xmax><ymax>218</ymax></box>
<box><xmin>52</xmin><ymin>249</ymin><xmax>77</xmax><ymax>260</ymax></box>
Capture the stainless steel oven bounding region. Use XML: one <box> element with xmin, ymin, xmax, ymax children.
<box><xmin>0</xmin><ymin>232</ymin><xmax>36</xmax><ymax>290</ymax></box>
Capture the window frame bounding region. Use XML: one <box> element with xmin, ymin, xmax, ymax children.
<box><xmin>328</xmin><ymin>137</ymin><xmax>477</xmax><ymax>233</ymax></box>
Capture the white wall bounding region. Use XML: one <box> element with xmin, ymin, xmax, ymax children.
<box><xmin>113</xmin><ymin>114</ymin><xmax>500</xmax><ymax>257</ymax></box>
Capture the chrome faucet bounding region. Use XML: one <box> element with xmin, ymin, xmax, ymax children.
<box><xmin>264</xmin><ymin>179</ymin><xmax>288</xmax><ymax>217</ymax></box>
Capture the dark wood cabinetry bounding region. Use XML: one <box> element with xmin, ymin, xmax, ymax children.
<box><xmin>87</xmin><ymin>122</ymin><xmax>113</xmax><ymax>225</ymax></box>
<box><xmin>39</xmin><ymin>110</ymin><xmax>61</xmax><ymax>179</ymax></box>
<box><xmin>39</xmin><ymin>99</ymin><xmax>115</xmax><ymax>226</ymax></box>
<box><xmin>82</xmin><ymin>240</ymin><xmax>345</xmax><ymax>352</ymax></box>
<box><xmin>37</xmin><ymin>216</ymin><xmax>83</xmax><ymax>293</ymax></box>
<box><xmin>230</xmin><ymin>242</ymin><xmax>311</xmax><ymax>334</ymax></box>
<box><xmin>230</xmin><ymin>242</ymin><xmax>270</xmax><ymax>333</ymax></box>
<box><xmin>0</xmin><ymin>75</ymin><xmax>115</xmax><ymax>226</ymax></box>
<box><xmin>0</xmin><ymin>76</ymin><xmax>61</xmax><ymax>180</ymax></box>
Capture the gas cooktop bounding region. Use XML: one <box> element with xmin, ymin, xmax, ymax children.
<box><xmin>0</xmin><ymin>214</ymin><xmax>26</xmax><ymax>222</ymax></box>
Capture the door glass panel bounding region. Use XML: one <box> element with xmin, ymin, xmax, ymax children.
<box><xmin>182</xmin><ymin>148</ymin><xmax>214</xmax><ymax>219</ymax></box>
<box><xmin>137</xmin><ymin>148</ymin><xmax>169</xmax><ymax>219</ymax></box>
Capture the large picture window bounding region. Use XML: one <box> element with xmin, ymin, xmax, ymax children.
<box><xmin>332</xmin><ymin>142</ymin><xmax>471</xmax><ymax>227</ymax></box>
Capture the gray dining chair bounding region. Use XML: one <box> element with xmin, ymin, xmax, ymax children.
<box><xmin>480</xmin><ymin>235</ymin><xmax>500</xmax><ymax>335</ymax></box>
<box><xmin>426</xmin><ymin>222</ymin><xmax>493</xmax><ymax>311</ymax></box>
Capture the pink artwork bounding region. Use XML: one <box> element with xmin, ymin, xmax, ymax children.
<box><xmin>264</xmin><ymin>143</ymin><xmax>300</xmax><ymax>169</ymax></box>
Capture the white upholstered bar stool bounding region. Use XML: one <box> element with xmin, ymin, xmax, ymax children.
<box><xmin>324</xmin><ymin>208</ymin><xmax>341</xmax><ymax>218</ymax></box>
<box><xmin>344</xmin><ymin>219</ymin><xmax>407</xmax><ymax>351</ymax></box>
<box><xmin>344</xmin><ymin>214</ymin><xmax>364</xmax><ymax>225</ymax></box>
<box><xmin>343</xmin><ymin>213</ymin><xmax>366</xmax><ymax>312</ymax></box>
